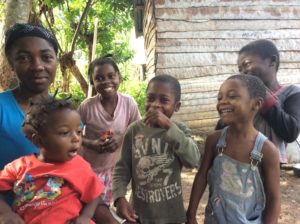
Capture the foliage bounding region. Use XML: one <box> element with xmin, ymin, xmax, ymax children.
<box><xmin>119</xmin><ymin>80</ymin><xmax>147</xmax><ymax>116</ymax></box>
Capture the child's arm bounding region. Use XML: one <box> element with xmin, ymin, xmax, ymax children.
<box><xmin>261</xmin><ymin>88</ymin><xmax>300</xmax><ymax>142</ymax></box>
<box><xmin>261</xmin><ymin>140</ymin><xmax>281</xmax><ymax>224</ymax></box>
<box><xmin>112</xmin><ymin>125</ymin><xmax>137</xmax><ymax>222</ymax></box>
<box><xmin>165</xmin><ymin>121</ymin><xmax>200</xmax><ymax>168</ymax></box>
<box><xmin>144</xmin><ymin>109</ymin><xmax>200</xmax><ymax>167</ymax></box>
<box><xmin>186</xmin><ymin>133</ymin><xmax>218</xmax><ymax>224</ymax></box>
<box><xmin>94</xmin><ymin>202</ymin><xmax>118</xmax><ymax>224</ymax></box>
<box><xmin>0</xmin><ymin>193</ymin><xmax>24</xmax><ymax>224</ymax></box>
<box><xmin>69</xmin><ymin>196</ymin><xmax>100</xmax><ymax>224</ymax></box>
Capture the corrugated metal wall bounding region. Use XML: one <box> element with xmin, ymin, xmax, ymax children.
<box><xmin>144</xmin><ymin>0</ymin><xmax>300</xmax><ymax>134</ymax></box>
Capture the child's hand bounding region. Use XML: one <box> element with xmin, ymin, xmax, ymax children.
<box><xmin>0</xmin><ymin>212</ymin><xmax>24</xmax><ymax>224</ymax></box>
<box><xmin>67</xmin><ymin>215</ymin><xmax>90</xmax><ymax>224</ymax></box>
<box><xmin>116</xmin><ymin>197</ymin><xmax>138</xmax><ymax>223</ymax></box>
<box><xmin>144</xmin><ymin>109</ymin><xmax>172</xmax><ymax>129</ymax></box>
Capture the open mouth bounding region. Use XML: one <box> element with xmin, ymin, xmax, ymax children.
<box><xmin>219</xmin><ymin>108</ymin><xmax>234</xmax><ymax>116</ymax></box>
<box><xmin>68</xmin><ymin>149</ymin><xmax>78</xmax><ymax>158</ymax></box>
<box><xmin>103</xmin><ymin>87</ymin><xmax>114</xmax><ymax>93</ymax></box>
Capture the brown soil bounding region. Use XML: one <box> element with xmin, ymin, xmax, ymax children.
<box><xmin>181</xmin><ymin>169</ymin><xmax>300</xmax><ymax>224</ymax></box>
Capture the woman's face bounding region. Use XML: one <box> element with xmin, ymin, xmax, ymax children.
<box><xmin>8</xmin><ymin>36</ymin><xmax>57</xmax><ymax>94</ymax></box>
<box><xmin>237</xmin><ymin>52</ymin><xmax>275</xmax><ymax>85</ymax></box>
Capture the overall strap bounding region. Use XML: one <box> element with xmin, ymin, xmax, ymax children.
<box><xmin>250</xmin><ymin>132</ymin><xmax>267</xmax><ymax>167</ymax></box>
<box><xmin>216</xmin><ymin>126</ymin><xmax>229</xmax><ymax>150</ymax></box>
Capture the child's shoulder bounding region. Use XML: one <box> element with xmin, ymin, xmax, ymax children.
<box><xmin>79</xmin><ymin>94</ymin><xmax>99</xmax><ymax>106</ymax></box>
<box><xmin>118</xmin><ymin>93</ymin><xmax>138</xmax><ymax>105</ymax></box>
<box><xmin>205</xmin><ymin>130</ymin><xmax>224</xmax><ymax>148</ymax></box>
<box><xmin>261</xmin><ymin>138</ymin><xmax>278</xmax><ymax>158</ymax></box>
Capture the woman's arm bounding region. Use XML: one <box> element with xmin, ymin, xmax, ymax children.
<box><xmin>0</xmin><ymin>193</ymin><xmax>24</xmax><ymax>224</ymax></box>
<box><xmin>261</xmin><ymin>140</ymin><xmax>281</xmax><ymax>224</ymax></box>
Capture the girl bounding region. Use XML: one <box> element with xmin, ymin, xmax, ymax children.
<box><xmin>0</xmin><ymin>98</ymin><xmax>104</xmax><ymax>224</ymax></box>
<box><xmin>237</xmin><ymin>39</ymin><xmax>300</xmax><ymax>163</ymax></box>
<box><xmin>78</xmin><ymin>56</ymin><xmax>141</xmax><ymax>212</ymax></box>
<box><xmin>0</xmin><ymin>23</ymin><xmax>59</xmax><ymax>170</ymax></box>
<box><xmin>187</xmin><ymin>75</ymin><xmax>280</xmax><ymax>224</ymax></box>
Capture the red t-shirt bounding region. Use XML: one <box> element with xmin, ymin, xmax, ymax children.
<box><xmin>0</xmin><ymin>155</ymin><xmax>104</xmax><ymax>224</ymax></box>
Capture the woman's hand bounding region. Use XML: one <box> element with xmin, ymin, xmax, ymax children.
<box><xmin>0</xmin><ymin>212</ymin><xmax>24</xmax><ymax>224</ymax></box>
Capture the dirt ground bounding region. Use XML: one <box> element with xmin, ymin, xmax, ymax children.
<box><xmin>181</xmin><ymin>168</ymin><xmax>300</xmax><ymax>224</ymax></box>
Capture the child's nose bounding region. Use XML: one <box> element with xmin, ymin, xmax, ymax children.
<box><xmin>72</xmin><ymin>132</ymin><xmax>81</xmax><ymax>142</ymax></box>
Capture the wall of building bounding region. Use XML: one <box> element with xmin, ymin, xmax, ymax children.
<box><xmin>144</xmin><ymin>0</ymin><xmax>300</xmax><ymax>134</ymax></box>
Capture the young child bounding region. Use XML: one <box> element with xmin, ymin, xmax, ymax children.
<box><xmin>78</xmin><ymin>56</ymin><xmax>141</xmax><ymax>206</ymax></box>
<box><xmin>112</xmin><ymin>74</ymin><xmax>200</xmax><ymax>224</ymax></box>
<box><xmin>187</xmin><ymin>75</ymin><xmax>280</xmax><ymax>224</ymax></box>
<box><xmin>237</xmin><ymin>39</ymin><xmax>300</xmax><ymax>163</ymax></box>
<box><xmin>0</xmin><ymin>98</ymin><xmax>104</xmax><ymax>224</ymax></box>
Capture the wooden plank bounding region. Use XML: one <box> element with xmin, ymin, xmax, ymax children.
<box><xmin>175</xmin><ymin>111</ymin><xmax>220</xmax><ymax>122</ymax></box>
<box><xmin>155</xmin><ymin>0</ymin><xmax>300</xmax><ymax>8</ymax></box>
<box><xmin>156</xmin><ymin>52</ymin><xmax>300</xmax><ymax>68</ymax></box>
<box><xmin>156</xmin><ymin>65</ymin><xmax>238</xmax><ymax>79</ymax></box>
<box><xmin>155</xmin><ymin>6</ymin><xmax>300</xmax><ymax>20</ymax></box>
<box><xmin>156</xmin><ymin>39</ymin><xmax>300</xmax><ymax>53</ymax></box>
<box><xmin>176</xmin><ymin>104</ymin><xmax>218</xmax><ymax>114</ymax></box>
<box><xmin>156</xmin><ymin>53</ymin><xmax>236</xmax><ymax>68</ymax></box>
<box><xmin>157</xmin><ymin>63</ymin><xmax>300</xmax><ymax>80</ymax></box>
<box><xmin>184</xmin><ymin>118</ymin><xmax>219</xmax><ymax>130</ymax></box>
<box><xmin>157</xmin><ymin>29</ymin><xmax>300</xmax><ymax>39</ymax></box>
<box><xmin>156</xmin><ymin>19</ymin><xmax>300</xmax><ymax>32</ymax></box>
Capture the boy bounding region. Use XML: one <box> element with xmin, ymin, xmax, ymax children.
<box><xmin>112</xmin><ymin>75</ymin><xmax>200</xmax><ymax>224</ymax></box>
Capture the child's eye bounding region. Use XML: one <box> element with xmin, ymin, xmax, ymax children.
<box><xmin>77</xmin><ymin>129</ymin><xmax>82</xmax><ymax>135</ymax></box>
<box><xmin>95</xmin><ymin>76</ymin><xmax>103</xmax><ymax>81</ymax></box>
<box><xmin>161</xmin><ymin>98</ymin><xmax>169</xmax><ymax>104</ymax></box>
<box><xmin>146</xmin><ymin>95</ymin><xmax>155</xmax><ymax>102</ymax></box>
<box><xmin>58</xmin><ymin>131</ymin><xmax>69</xmax><ymax>136</ymax></box>
<box><xmin>109</xmin><ymin>74</ymin><xmax>115</xmax><ymax>79</ymax></box>
<box><xmin>228</xmin><ymin>95</ymin><xmax>238</xmax><ymax>99</ymax></box>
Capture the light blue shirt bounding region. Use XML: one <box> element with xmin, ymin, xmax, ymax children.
<box><xmin>0</xmin><ymin>90</ymin><xmax>38</xmax><ymax>169</ymax></box>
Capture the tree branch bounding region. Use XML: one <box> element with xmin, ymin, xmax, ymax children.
<box><xmin>70</xmin><ymin>0</ymin><xmax>93</xmax><ymax>55</ymax></box>
<box><xmin>41</xmin><ymin>4</ymin><xmax>63</xmax><ymax>53</ymax></box>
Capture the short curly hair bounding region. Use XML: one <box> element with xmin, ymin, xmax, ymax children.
<box><xmin>23</xmin><ymin>97</ymin><xmax>76</xmax><ymax>134</ymax></box>
<box><xmin>239</xmin><ymin>39</ymin><xmax>280</xmax><ymax>71</ymax></box>
<box><xmin>227</xmin><ymin>74</ymin><xmax>266</xmax><ymax>100</ymax></box>
<box><xmin>147</xmin><ymin>74</ymin><xmax>181</xmax><ymax>102</ymax></box>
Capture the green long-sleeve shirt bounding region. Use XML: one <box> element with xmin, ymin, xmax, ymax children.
<box><xmin>112</xmin><ymin>120</ymin><xmax>200</xmax><ymax>224</ymax></box>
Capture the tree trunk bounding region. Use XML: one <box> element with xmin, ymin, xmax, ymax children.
<box><xmin>0</xmin><ymin>0</ymin><xmax>32</xmax><ymax>91</ymax></box>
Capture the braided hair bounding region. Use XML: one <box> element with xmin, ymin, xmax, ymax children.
<box><xmin>5</xmin><ymin>23</ymin><xmax>59</xmax><ymax>56</ymax></box>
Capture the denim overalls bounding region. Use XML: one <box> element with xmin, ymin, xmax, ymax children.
<box><xmin>205</xmin><ymin>127</ymin><xmax>266</xmax><ymax>224</ymax></box>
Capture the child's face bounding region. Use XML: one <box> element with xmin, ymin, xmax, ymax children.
<box><xmin>145</xmin><ymin>81</ymin><xmax>180</xmax><ymax>118</ymax></box>
<box><xmin>217</xmin><ymin>79</ymin><xmax>256</xmax><ymax>125</ymax></box>
<box><xmin>237</xmin><ymin>52</ymin><xmax>274</xmax><ymax>85</ymax></box>
<box><xmin>8</xmin><ymin>37</ymin><xmax>57</xmax><ymax>94</ymax></box>
<box><xmin>91</xmin><ymin>64</ymin><xmax>120</xmax><ymax>99</ymax></box>
<box><xmin>37</xmin><ymin>109</ymin><xmax>82</xmax><ymax>163</ymax></box>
